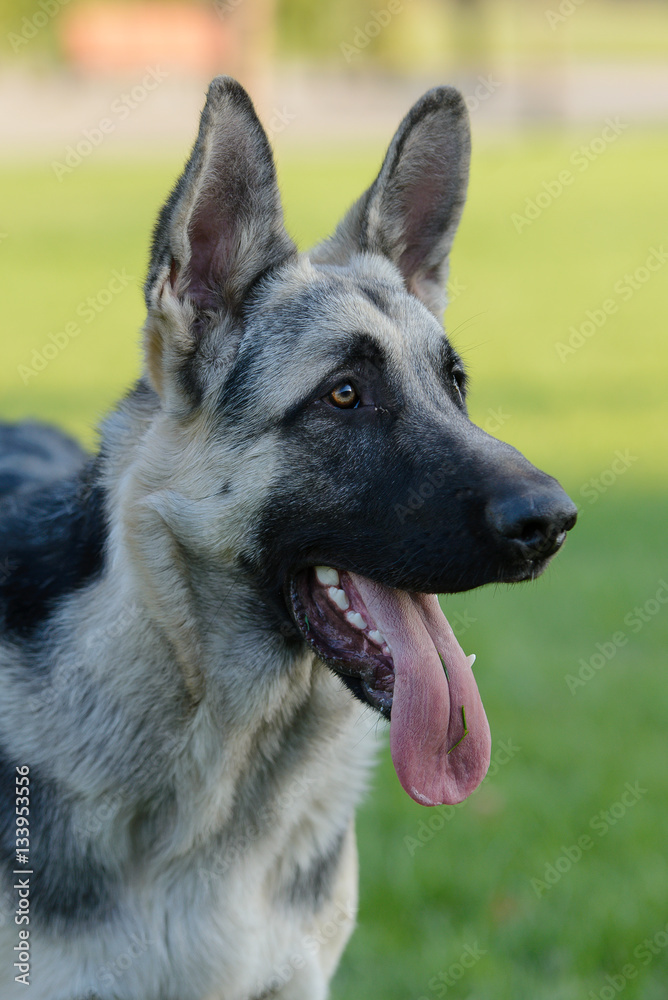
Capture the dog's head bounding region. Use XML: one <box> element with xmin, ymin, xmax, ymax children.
<box><xmin>139</xmin><ymin>77</ymin><xmax>576</xmax><ymax>807</ymax></box>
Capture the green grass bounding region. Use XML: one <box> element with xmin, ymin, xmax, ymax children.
<box><xmin>1</xmin><ymin>126</ymin><xmax>667</xmax><ymax>998</ymax></box>
<box><xmin>278</xmin><ymin>0</ymin><xmax>668</xmax><ymax>66</ymax></box>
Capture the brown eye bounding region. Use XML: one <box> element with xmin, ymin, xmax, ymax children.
<box><xmin>328</xmin><ymin>383</ymin><xmax>360</xmax><ymax>409</ymax></box>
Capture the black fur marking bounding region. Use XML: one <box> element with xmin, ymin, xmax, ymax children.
<box><xmin>129</xmin><ymin>376</ymin><xmax>158</xmax><ymax>401</ymax></box>
<box><xmin>176</xmin><ymin>346</ymin><xmax>204</xmax><ymax>410</ymax></box>
<box><xmin>219</xmin><ymin>345</ymin><xmax>258</xmax><ymax>415</ymax></box>
<box><xmin>0</xmin><ymin>422</ymin><xmax>86</xmax><ymax>499</ymax></box>
<box><xmin>117</xmin><ymin>378</ymin><xmax>161</xmax><ymax>423</ymax></box>
<box><xmin>0</xmin><ymin>460</ymin><xmax>108</xmax><ymax>637</ymax></box>
<box><xmin>358</xmin><ymin>284</ymin><xmax>390</xmax><ymax>315</ymax></box>
<box><xmin>0</xmin><ymin>754</ymin><xmax>116</xmax><ymax>927</ymax></box>
<box><xmin>0</xmin><ymin>472</ymin><xmax>24</xmax><ymax>495</ymax></box>
<box><xmin>337</xmin><ymin>672</ymin><xmax>368</xmax><ymax>712</ymax></box>
<box><xmin>284</xmin><ymin>828</ymin><xmax>346</xmax><ymax>912</ymax></box>
<box><xmin>332</xmin><ymin>330</ymin><xmax>388</xmax><ymax>373</ymax></box>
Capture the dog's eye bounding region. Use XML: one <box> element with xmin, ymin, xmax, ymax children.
<box><xmin>327</xmin><ymin>383</ymin><xmax>360</xmax><ymax>409</ymax></box>
<box><xmin>452</xmin><ymin>369</ymin><xmax>467</xmax><ymax>402</ymax></box>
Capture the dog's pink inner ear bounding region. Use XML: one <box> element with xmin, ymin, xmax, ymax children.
<box><xmin>311</xmin><ymin>89</ymin><xmax>470</xmax><ymax>319</ymax></box>
<box><xmin>152</xmin><ymin>78</ymin><xmax>296</xmax><ymax>324</ymax></box>
<box><xmin>396</xmin><ymin>173</ymin><xmax>451</xmax><ymax>280</ymax></box>
<box><xmin>376</xmin><ymin>126</ymin><xmax>468</xmax><ymax>318</ymax></box>
<box><xmin>185</xmin><ymin>199</ymin><xmax>236</xmax><ymax>311</ymax></box>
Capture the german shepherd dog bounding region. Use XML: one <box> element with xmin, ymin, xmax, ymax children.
<box><xmin>0</xmin><ymin>78</ymin><xmax>576</xmax><ymax>998</ymax></box>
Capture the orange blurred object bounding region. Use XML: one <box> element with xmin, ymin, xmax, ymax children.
<box><xmin>61</xmin><ymin>2</ymin><xmax>234</xmax><ymax>76</ymax></box>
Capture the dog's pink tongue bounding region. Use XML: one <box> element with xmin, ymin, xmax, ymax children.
<box><xmin>349</xmin><ymin>576</ymin><xmax>491</xmax><ymax>806</ymax></box>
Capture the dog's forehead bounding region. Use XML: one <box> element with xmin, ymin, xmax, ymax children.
<box><xmin>247</xmin><ymin>255</ymin><xmax>447</xmax><ymax>369</ymax></box>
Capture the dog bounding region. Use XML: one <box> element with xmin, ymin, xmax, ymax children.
<box><xmin>0</xmin><ymin>78</ymin><xmax>576</xmax><ymax>999</ymax></box>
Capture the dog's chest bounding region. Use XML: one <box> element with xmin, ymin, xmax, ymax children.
<box><xmin>2</xmin><ymin>754</ymin><xmax>365</xmax><ymax>1000</ymax></box>
<box><xmin>74</xmin><ymin>697</ymin><xmax>371</xmax><ymax>1000</ymax></box>
<box><xmin>110</xmin><ymin>748</ymin><xmax>365</xmax><ymax>1000</ymax></box>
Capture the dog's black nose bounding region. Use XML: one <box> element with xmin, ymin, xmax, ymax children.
<box><xmin>486</xmin><ymin>486</ymin><xmax>578</xmax><ymax>559</ymax></box>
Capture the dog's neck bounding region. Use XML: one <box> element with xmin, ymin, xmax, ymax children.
<box><xmin>11</xmin><ymin>491</ymin><xmax>366</xmax><ymax>863</ymax></box>
<box><xmin>0</xmin><ymin>384</ymin><xmax>373</xmax><ymax>859</ymax></box>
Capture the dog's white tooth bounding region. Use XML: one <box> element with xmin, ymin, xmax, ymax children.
<box><xmin>328</xmin><ymin>587</ymin><xmax>349</xmax><ymax>610</ymax></box>
<box><xmin>368</xmin><ymin>630</ymin><xmax>383</xmax><ymax>645</ymax></box>
<box><xmin>466</xmin><ymin>653</ymin><xmax>477</xmax><ymax>668</ymax></box>
<box><xmin>346</xmin><ymin>611</ymin><xmax>367</xmax><ymax>630</ymax></box>
<box><xmin>315</xmin><ymin>566</ymin><xmax>340</xmax><ymax>586</ymax></box>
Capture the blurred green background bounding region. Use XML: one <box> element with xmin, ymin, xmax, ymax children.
<box><xmin>1</xmin><ymin>1</ymin><xmax>667</xmax><ymax>998</ymax></box>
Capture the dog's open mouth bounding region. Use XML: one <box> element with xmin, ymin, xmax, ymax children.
<box><xmin>288</xmin><ymin>566</ymin><xmax>492</xmax><ymax>807</ymax></box>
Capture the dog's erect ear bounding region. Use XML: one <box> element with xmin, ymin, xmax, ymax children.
<box><xmin>311</xmin><ymin>87</ymin><xmax>470</xmax><ymax>318</ymax></box>
<box><xmin>144</xmin><ymin>77</ymin><xmax>296</xmax><ymax>400</ymax></box>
